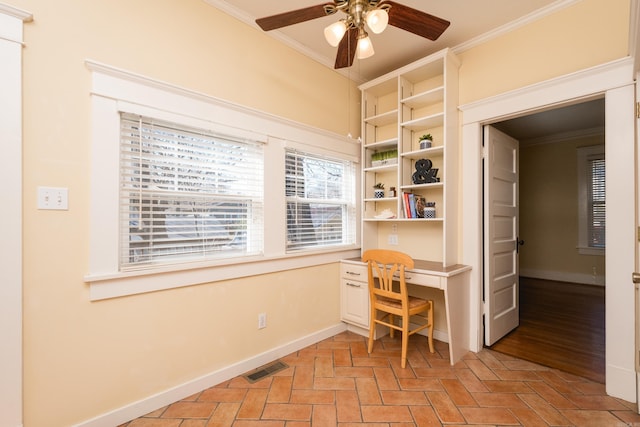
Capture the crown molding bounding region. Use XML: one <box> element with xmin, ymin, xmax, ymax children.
<box><xmin>0</xmin><ymin>3</ymin><xmax>32</xmax><ymax>22</ymax></box>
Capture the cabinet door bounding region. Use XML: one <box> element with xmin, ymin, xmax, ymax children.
<box><xmin>341</xmin><ymin>278</ymin><xmax>369</xmax><ymax>328</ymax></box>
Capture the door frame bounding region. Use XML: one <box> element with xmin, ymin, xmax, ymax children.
<box><xmin>460</xmin><ymin>57</ymin><xmax>636</xmax><ymax>402</ymax></box>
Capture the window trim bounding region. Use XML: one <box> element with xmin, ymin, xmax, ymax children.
<box><xmin>85</xmin><ymin>60</ymin><xmax>360</xmax><ymax>300</ymax></box>
<box><xmin>577</xmin><ymin>144</ymin><xmax>605</xmax><ymax>256</ymax></box>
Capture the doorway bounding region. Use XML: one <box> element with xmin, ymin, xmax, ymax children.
<box><xmin>460</xmin><ymin>57</ymin><xmax>636</xmax><ymax>401</ymax></box>
<box><xmin>483</xmin><ymin>99</ymin><xmax>606</xmax><ymax>382</ymax></box>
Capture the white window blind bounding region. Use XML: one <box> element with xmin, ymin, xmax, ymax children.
<box><xmin>588</xmin><ymin>156</ymin><xmax>605</xmax><ymax>248</ymax></box>
<box><xmin>285</xmin><ymin>149</ymin><xmax>356</xmax><ymax>251</ymax></box>
<box><xmin>120</xmin><ymin>113</ymin><xmax>264</xmax><ymax>269</ymax></box>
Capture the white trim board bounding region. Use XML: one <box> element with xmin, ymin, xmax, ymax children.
<box><xmin>0</xmin><ymin>4</ymin><xmax>31</xmax><ymax>427</ymax></box>
<box><xmin>73</xmin><ymin>323</ymin><xmax>347</xmax><ymax>427</ymax></box>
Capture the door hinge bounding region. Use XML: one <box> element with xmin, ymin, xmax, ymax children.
<box><xmin>636</xmin><ymin>102</ymin><xmax>640</xmax><ymax>119</ymax></box>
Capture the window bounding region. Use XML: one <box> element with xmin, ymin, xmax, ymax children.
<box><xmin>577</xmin><ymin>145</ymin><xmax>605</xmax><ymax>254</ymax></box>
<box><xmin>120</xmin><ymin>113</ymin><xmax>264</xmax><ymax>269</ymax></box>
<box><xmin>285</xmin><ymin>149</ymin><xmax>356</xmax><ymax>251</ymax></box>
<box><xmin>87</xmin><ymin>62</ymin><xmax>360</xmax><ymax>300</ymax></box>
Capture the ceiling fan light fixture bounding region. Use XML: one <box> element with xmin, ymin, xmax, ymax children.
<box><xmin>324</xmin><ymin>20</ymin><xmax>347</xmax><ymax>47</ymax></box>
<box><xmin>357</xmin><ymin>31</ymin><xmax>375</xmax><ymax>59</ymax></box>
<box><xmin>365</xmin><ymin>8</ymin><xmax>388</xmax><ymax>34</ymax></box>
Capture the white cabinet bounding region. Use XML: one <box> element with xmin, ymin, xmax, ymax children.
<box><xmin>340</xmin><ymin>262</ymin><xmax>369</xmax><ymax>328</ymax></box>
<box><xmin>359</xmin><ymin>48</ymin><xmax>460</xmax><ymax>266</ymax></box>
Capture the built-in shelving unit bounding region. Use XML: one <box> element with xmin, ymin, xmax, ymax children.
<box><xmin>358</xmin><ymin>48</ymin><xmax>460</xmax><ymax>266</ymax></box>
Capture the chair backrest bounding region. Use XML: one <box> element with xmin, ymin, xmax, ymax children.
<box><xmin>362</xmin><ymin>249</ymin><xmax>415</xmax><ymax>303</ymax></box>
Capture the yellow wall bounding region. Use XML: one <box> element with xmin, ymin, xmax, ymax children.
<box><xmin>520</xmin><ymin>137</ymin><xmax>606</xmax><ymax>282</ymax></box>
<box><xmin>12</xmin><ymin>0</ymin><xmax>631</xmax><ymax>425</ymax></box>
<box><xmin>458</xmin><ymin>0</ymin><xmax>629</xmax><ymax>104</ymax></box>
<box><xmin>15</xmin><ymin>0</ymin><xmax>357</xmax><ymax>425</ymax></box>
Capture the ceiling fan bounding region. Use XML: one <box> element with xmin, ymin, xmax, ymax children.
<box><xmin>255</xmin><ymin>0</ymin><xmax>450</xmax><ymax>69</ymax></box>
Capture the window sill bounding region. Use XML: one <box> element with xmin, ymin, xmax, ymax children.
<box><xmin>85</xmin><ymin>247</ymin><xmax>361</xmax><ymax>301</ymax></box>
<box><xmin>577</xmin><ymin>246</ymin><xmax>605</xmax><ymax>256</ymax></box>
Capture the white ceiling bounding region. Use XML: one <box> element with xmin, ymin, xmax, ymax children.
<box><xmin>206</xmin><ymin>0</ymin><xmax>565</xmax><ymax>82</ymax></box>
<box><xmin>205</xmin><ymin>0</ymin><xmax>606</xmax><ymax>140</ymax></box>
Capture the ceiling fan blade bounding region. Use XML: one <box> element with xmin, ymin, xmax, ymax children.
<box><xmin>256</xmin><ymin>4</ymin><xmax>334</xmax><ymax>31</ymax></box>
<box><xmin>381</xmin><ymin>1</ymin><xmax>450</xmax><ymax>41</ymax></box>
<box><xmin>334</xmin><ymin>27</ymin><xmax>358</xmax><ymax>69</ymax></box>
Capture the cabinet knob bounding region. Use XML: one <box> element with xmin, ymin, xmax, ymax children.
<box><xmin>346</xmin><ymin>271</ymin><xmax>361</xmax><ymax>276</ymax></box>
<box><xmin>346</xmin><ymin>282</ymin><xmax>361</xmax><ymax>288</ymax></box>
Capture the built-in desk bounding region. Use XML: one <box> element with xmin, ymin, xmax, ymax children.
<box><xmin>340</xmin><ymin>258</ymin><xmax>471</xmax><ymax>366</ymax></box>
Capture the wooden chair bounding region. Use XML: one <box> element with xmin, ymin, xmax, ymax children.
<box><xmin>362</xmin><ymin>249</ymin><xmax>434</xmax><ymax>368</ymax></box>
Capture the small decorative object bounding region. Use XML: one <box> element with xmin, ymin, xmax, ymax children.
<box><xmin>412</xmin><ymin>158</ymin><xmax>439</xmax><ymax>184</ymax></box>
<box><xmin>373</xmin><ymin>182</ymin><xmax>385</xmax><ymax>198</ymax></box>
<box><xmin>419</xmin><ymin>134</ymin><xmax>433</xmax><ymax>150</ymax></box>
<box><xmin>423</xmin><ymin>202</ymin><xmax>436</xmax><ymax>218</ymax></box>
<box><xmin>374</xmin><ymin>209</ymin><xmax>395</xmax><ymax>219</ymax></box>
<box><xmin>371</xmin><ymin>149</ymin><xmax>398</xmax><ymax>167</ymax></box>
<box><xmin>415</xmin><ymin>197</ymin><xmax>426</xmax><ymax>217</ymax></box>
<box><xmin>389</xmin><ymin>186</ymin><xmax>396</xmax><ymax>197</ymax></box>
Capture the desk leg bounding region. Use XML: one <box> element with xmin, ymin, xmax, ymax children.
<box><xmin>443</xmin><ymin>271</ymin><xmax>471</xmax><ymax>365</ymax></box>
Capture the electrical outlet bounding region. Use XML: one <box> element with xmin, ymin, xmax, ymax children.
<box><xmin>258</xmin><ymin>313</ymin><xmax>267</xmax><ymax>329</ymax></box>
<box><xmin>37</xmin><ymin>186</ymin><xmax>68</xmax><ymax>210</ymax></box>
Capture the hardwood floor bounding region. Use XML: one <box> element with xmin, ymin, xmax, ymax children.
<box><xmin>489</xmin><ymin>277</ymin><xmax>605</xmax><ymax>383</ymax></box>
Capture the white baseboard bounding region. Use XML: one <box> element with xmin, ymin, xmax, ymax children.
<box><xmin>73</xmin><ymin>323</ymin><xmax>347</xmax><ymax>427</ymax></box>
<box><xmin>520</xmin><ymin>268</ymin><xmax>605</xmax><ymax>286</ymax></box>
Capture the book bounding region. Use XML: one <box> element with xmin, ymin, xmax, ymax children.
<box><xmin>402</xmin><ymin>192</ymin><xmax>411</xmax><ymax>218</ymax></box>
<box><xmin>408</xmin><ymin>193</ymin><xmax>417</xmax><ymax>218</ymax></box>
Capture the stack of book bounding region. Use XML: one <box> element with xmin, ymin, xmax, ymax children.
<box><xmin>401</xmin><ymin>192</ymin><xmax>427</xmax><ymax>219</ymax></box>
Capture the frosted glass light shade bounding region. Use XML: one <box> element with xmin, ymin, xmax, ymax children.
<box><xmin>366</xmin><ymin>9</ymin><xmax>388</xmax><ymax>34</ymax></box>
<box><xmin>357</xmin><ymin>35</ymin><xmax>374</xmax><ymax>59</ymax></box>
<box><xmin>324</xmin><ymin>21</ymin><xmax>347</xmax><ymax>47</ymax></box>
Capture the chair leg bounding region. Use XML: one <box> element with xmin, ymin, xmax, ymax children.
<box><xmin>400</xmin><ymin>317</ymin><xmax>409</xmax><ymax>368</ymax></box>
<box><xmin>389</xmin><ymin>314</ymin><xmax>395</xmax><ymax>338</ymax></box>
<box><xmin>427</xmin><ymin>301</ymin><xmax>435</xmax><ymax>354</ymax></box>
<box><xmin>368</xmin><ymin>308</ymin><xmax>375</xmax><ymax>354</ymax></box>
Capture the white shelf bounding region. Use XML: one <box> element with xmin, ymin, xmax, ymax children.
<box><xmin>363</xmin><ymin>197</ymin><xmax>397</xmax><ymax>202</ymax></box>
<box><xmin>400</xmin><ymin>182</ymin><xmax>443</xmax><ymax>191</ymax></box>
<box><xmin>401</xmin><ymin>87</ymin><xmax>444</xmax><ymax>109</ymax></box>
<box><xmin>401</xmin><ymin>113</ymin><xmax>444</xmax><ymax>131</ymax></box>
<box><xmin>363</xmin><ymin>163</ymin><xmax>398</xmax><ymax>173</ymax></box>
<box><xmin>364</xmin><ymin>138</ymin><xmax>398</xmax><ymax>150</ymax></box>
<box><xmin>363</xmin><ymin>109</ymin><xmax>398</xmax><ymax>126</ymax></box>
<box><xmin>402</xmin><ymin>146</ymin><xmax>444</xmax><ymax>160</ymax></box>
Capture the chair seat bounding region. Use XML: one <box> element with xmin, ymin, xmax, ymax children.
<box><xmin>377</xmin><ymin>295</ymin><xmax>429</xmax><ymax>310</ymax></box>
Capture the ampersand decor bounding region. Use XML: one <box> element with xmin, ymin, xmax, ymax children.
<box><xmin>412</xmin><ymin>158</ymin><xmax>439</xmax><ymax>184</ymax></box>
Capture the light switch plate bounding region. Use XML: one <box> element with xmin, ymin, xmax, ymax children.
<box><xmin>37</xmin><ymin>186</ymin><xmax>68</xmax><ymax>210</ymax></box>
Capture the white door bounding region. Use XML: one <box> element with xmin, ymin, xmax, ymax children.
<box><xmin>484</xmin><ymin>125</ymin><xmax>520</xmax><ymax>346</ymax></box>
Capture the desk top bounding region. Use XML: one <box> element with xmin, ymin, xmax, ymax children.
<box><xmin>342</xmin><ymin>257</ymin><xmax>471</xmax><ymax>278</ymax></box>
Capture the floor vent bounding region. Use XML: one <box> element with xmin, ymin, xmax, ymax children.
<box><xmin>243</xmin><ymin>360</ymin><xmax>288</xmax><ymax>383</ymax></box>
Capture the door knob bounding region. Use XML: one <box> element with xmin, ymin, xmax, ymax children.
<box><xmin>516</xmin><ymin>238</ymin><xmax>525</xmax><ymax>253</ymax></box>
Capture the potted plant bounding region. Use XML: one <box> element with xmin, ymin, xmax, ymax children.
<box><xmin>373</xmin><ymin>182</ymin><xmax>385</xmax><ymax>198</ymax></box>
<box><xmin>419</xmin><ymin>134</ymin><xmax>433</xmax><ymax>150</ymax></box>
